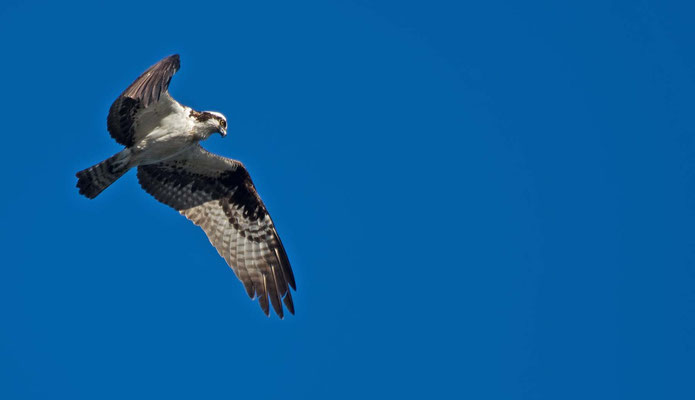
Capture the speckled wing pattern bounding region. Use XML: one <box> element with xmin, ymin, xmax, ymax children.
<box><xmin>136</xmin><ymin>145</ymin><xmax>295</xmax><ymax>318</ymax></box>
<box><xmin>107</xmin><ymin>55</ymin><xmax>181</xmax><ymax>147</ymax></box>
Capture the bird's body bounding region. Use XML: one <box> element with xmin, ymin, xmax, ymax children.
<box><xmin>76</xmin><ymin>55</ymin><xmax>295</xmax><ymax>318</ymax></box>
<box><xmin>127</xmin><ymin>94</ymin><xmax>194</xmax><ymax>165</ymax></box>
<box><xmin>118</xmin><ymin>95</ymin><xmax>218</xmax><ymax>167</ymax></box>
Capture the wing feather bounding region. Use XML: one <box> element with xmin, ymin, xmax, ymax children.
<box><xmin>136</xmin><ymin>145</ymin><xmax>295</xmax><ymax>318</ymax></box>
<box><xmin>107</xmin><ymin>54</ymin><xmax>181</xmax><ymax>147</ymax></box>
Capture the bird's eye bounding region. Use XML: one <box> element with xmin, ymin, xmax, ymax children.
<box><xmin>220</xmin><ymin>120</ymin><xmax>226</xmax><ymax>128</ymax></box>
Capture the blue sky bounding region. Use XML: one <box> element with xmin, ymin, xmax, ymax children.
<box><xmin>1</xmin><ymin>0</ymin><xmax>694</xmax><ymax>398</ymax></box>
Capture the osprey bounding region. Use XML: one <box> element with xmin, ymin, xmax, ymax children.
<box><xmin>76</xmin><ymin>55</ymin><xmax>295</xmax><ymax>318</ymax></box>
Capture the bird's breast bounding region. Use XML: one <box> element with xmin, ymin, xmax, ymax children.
<box><xmin>130</xmin><ymin>126</ymin><xmax>197</xmax><ymax>166</ymax></box>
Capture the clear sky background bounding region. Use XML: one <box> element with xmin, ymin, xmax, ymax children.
<box><xmin>1</xmin><ymin>1</ymin><xmax>694</xmax><ymax>399</ymax></box>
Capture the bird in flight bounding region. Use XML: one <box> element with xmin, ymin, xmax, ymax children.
<box><xmin>76</xmin><ymin>55</ymin><xmax>295</xmax><ymax>318</ymax></box>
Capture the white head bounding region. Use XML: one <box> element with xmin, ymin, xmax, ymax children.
<box><xmin>191</xmin><ymin>110</ymin><xmax>228</xmax><ymax>137</ymax></box>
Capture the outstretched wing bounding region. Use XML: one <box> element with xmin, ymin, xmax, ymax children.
<box><xmin>136</xmin><ymin>145</ymin><xmax>296</xmax><ymax>318</ymax></box>
<box><xmin>107</xmin><ymin>54</ymin><xmax>181</xmax><ymax>147</ymax></box>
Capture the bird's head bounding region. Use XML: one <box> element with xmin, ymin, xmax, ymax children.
<box><xmin>192</xmin><ymin>110</ymin><xmax>228</xmax><ymax>137</ymax></box>
<box><xmin>208</xmin><ymin>111</ymin><xmax>228</xmax><ymax>137</ymax></box>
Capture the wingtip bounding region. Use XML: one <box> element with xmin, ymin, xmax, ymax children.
<box><xmin>256</xmin><ymin>291</ymin><xmax>294</xmax><ymax>318</ymax></box>
<box><xmin>258</xmin><ymin>292</ymin><xmax>270</xmax><ymax>317</ymax></box>
<box><xmin>161</xmin><ymin>54</ymin><xmax>181</xmax><ymax>70</ymax></box>
<box><xmin>283</xmin><ymin>290</ymin><xmax>295</xmax><ymax>315</ymax></box>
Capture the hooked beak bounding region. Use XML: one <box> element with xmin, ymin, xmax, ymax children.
<box><xmin>220</xmin><ymin>127</ymin><xmax>227</xmax><ymax>137</ymax></box>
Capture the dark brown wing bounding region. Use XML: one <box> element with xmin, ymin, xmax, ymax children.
<box><xmin>136</xmin><ymin>145</ymin><xmax>296</xmax><ymax>318</ymax></box>
<box><xmin>107</xmin><ymin>54</ymin><xmax>181</xmax><ymax>147</ymax></box>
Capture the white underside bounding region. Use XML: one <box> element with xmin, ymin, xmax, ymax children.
<box><xmin>127</xmin><ymin>94</ymin><xmax>200</xmax><ymax>166</ymax></box>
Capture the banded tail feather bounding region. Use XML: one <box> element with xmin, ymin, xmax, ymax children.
<box><xmin>76</xmin><ymin>150</ymin><xmax>131</xmax><ymax>199</ymax></box>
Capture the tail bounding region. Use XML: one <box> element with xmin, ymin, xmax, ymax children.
<box><xmin>76</xmin><ymin>150</ymin><xmax>131</xmax><ymax>199</ymax></box>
